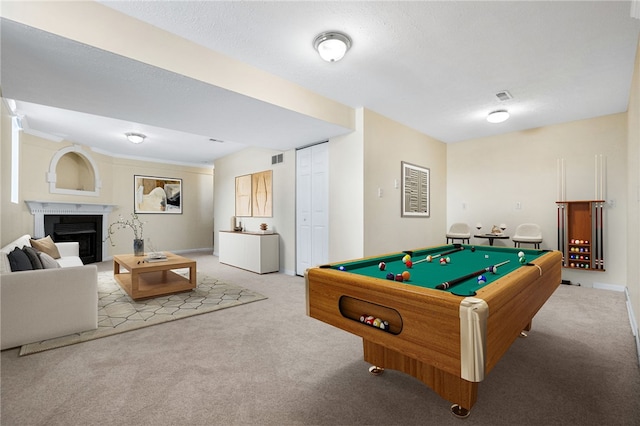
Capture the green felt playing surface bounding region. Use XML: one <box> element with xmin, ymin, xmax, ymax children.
<box><xmin>330</xmin><ymin>244</ymin><xmax>547</xmax><ymax>297</ymax></box>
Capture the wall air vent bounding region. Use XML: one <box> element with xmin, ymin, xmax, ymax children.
<box><xmin>495</xmin><ymin>91</ymin><xmax>513</xmax><ymax>101</ymax></box>
<box><xmin>271</xmin><ymin>153</ymin><xmax>284</xmax><ymax>165</ymax></box>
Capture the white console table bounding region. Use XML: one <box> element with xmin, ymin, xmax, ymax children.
<box><xmin>218</xmin><ymin>231</ymin><xmax>280</xmax><ymax>274</ymax></box>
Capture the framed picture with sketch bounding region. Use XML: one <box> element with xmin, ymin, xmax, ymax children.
<box><xmin>401</xmin><ymin>162</ymin><xmax>430</xmax><ymax>217</ymax></box>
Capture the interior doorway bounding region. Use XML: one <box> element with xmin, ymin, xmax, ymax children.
<box><xmin>296</xmin><ymin>142</ymin><xmax>329</xmax><ymax>276</ymax></box>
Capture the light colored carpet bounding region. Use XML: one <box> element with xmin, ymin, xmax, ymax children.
<box><xmin>19</xmin><ymin>270</ymin><xmax>267</xmax><ymax>356</ymax></box>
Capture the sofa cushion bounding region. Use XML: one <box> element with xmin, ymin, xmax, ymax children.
<box><xmin>30</xmin><ymin>236</ymin><xmax>61</xmax><ymax>259</ymax></box>
<box><xmin>1</xmin><ymin>234</ymin><xmax>33</xmax><ymax>274</ymax></box>
<box><xmin>7</xmin><ymin>247</ymin><xmax>33</xmax><ymax>272</ymax></box>
<box><xmin>38</xmin><ymin>251</ymin><xmax>61</xmax><ymax>269</ymax></box>
<box><xmin>22</xmin><ymin>246</ymin><xmax>44</xmax><ymax>270</ymax></box>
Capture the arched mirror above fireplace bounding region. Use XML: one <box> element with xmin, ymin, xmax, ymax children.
<box><xmin>47</xmin><ymin>144</ymin><xmax>101</xmax><ymax>196</ymax></box>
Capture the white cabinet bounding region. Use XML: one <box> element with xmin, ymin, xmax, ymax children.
<box><xmin>218</xmin><ymin>231</ymin><xmax>280</xmax><ymax>274</ymax></box>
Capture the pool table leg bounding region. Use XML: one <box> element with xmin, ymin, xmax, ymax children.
<box><xmin>520</xmin><ymin>321</ymin><xmax>532</xmax><ymax>337</ymax></box>
<box><xmin>368</xmin><ymin>366</ymin><xmax>384</xmax><ymax>376</ymax></box>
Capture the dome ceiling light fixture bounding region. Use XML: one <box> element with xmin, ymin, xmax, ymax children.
<box><xmin>313</xmin><ymin>31</ymin><xmax>352</xmax><ymax>62</ymax></box>
<box><xmin>125</xmin><ymin>132</ymin><xmax>146</xmax><ymax>144</ymax></box>
<box><xmin>486</xmin><ymin>110</ymin><xmax>510</xmax><ymax>124</ymax></box>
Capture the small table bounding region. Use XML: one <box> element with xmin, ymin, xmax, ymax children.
<box><xmin>474</xmin><ymin>233</ymin><xmax>510</xmax><ymax>246</ymax></box>
<box><xmin>113</xmin><ymin>252</ymin><xmax>196</xmax><ymax>300</ymax></box>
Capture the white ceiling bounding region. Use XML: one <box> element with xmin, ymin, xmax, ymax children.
<box><xmin>2</xmin><ymin>1</ymin><xmax>639</xmax><ymax>167</ymax></box>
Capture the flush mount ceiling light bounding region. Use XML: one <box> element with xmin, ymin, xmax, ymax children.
<box><xmin>125</xmin><ymin>132</ymin><xmax>146</xmax><ymax>144</ymax></box>
<box><xmin>313</xmin><ymin>31</ymin><xmax>352</xmax><ymax>62</ymax></box>
<box><xmin>486</xmin><ymin>110</ymin><xmax>510</xmax><ymax>124</ymax></box>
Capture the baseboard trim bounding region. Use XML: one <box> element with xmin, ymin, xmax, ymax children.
<box><xmin>624</xmin><ymin>287</ymin><xmax>640</xmax><ymax>365</ymax></box>
<box><xmin>593</xmin><ymin>282</ymin><xmax>626</xmax><ymax>292</ymax></box>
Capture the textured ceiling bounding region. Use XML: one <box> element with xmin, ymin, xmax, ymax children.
<box><xmin>2</xmin><ymin>1</ymin><xmax>640</xmax><ymax>166</ymax></box>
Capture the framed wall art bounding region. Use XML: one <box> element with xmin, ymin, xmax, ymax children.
<box><xmin>235</xmin><ymin>174</ymin><xmax>252</xmax><ymax>217</ymax></box>
<box><xmin>401</xmin><ymin>162</ymin><xmax>430</xmax><ymax>217</ymax></box>
<box><xmin>252</xmin><ymin>170</ymin><xmax>273</xmax><ymax>217</ymax></box>
<box><xmin>134</xmin><ymin>175</ymin><xmax>182</xmax><ymax>214</ymax></box>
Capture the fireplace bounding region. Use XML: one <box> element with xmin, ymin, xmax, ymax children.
<box><xmin>25</xmin><ymin>201</ymin><xmax>116</xmax><ymax>264</ymax></box>
<box><xmin>44</xmin><ymin>215</ymin><xmax>102</xmax><ymax>264</ymax></box>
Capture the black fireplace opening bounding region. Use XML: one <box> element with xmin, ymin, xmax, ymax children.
<box><xmin>44</xmin><ymin>215</ymin><xmax>103</xmax><ymax>264</ymax></box>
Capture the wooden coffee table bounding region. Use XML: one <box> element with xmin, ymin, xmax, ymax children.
<box><xmin>113</xmin><ymin>252</ymin><xmax>196</xmax><ymax>300</ymax></box>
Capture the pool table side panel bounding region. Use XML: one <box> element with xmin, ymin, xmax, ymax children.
<box><xmin>477</xmin><ymin>251</ymin><xmax>562</xmax><ymax>373</ymax></box>
<box><xmin>305</xmin><ymin>267</ymin><xmax>466</xmax><ymax>377</ymax></box>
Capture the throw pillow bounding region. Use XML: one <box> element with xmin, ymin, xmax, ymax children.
<box><xmin>38</xmin><ymin>251</ymin><xmax>61</xmax><ymax>269</ymax></box>
<box><xmin>22</xmin><ymin>246</ymin><xmax>44</xmax><ymax>269</ymax></box>
<box><xmin>7</xmin><ymin>247</ymin><xmax>33</xmax><ymax>272</ymax></box>
<box><xmin>30</xmin><ymin>235</ymin><xmax>61</xmax><ymax>259</ymax></box>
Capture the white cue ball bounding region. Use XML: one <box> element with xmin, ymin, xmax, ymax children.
<box><xmin>518</xmin><ymin>251</ymin><xmax>525</xmax><ymax>258</ymax></box>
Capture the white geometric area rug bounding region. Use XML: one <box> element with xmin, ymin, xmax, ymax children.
<box><xmin>20</xmin><ymin>271</ymin><xmax>267</xmax><ymax>356</ymax></box>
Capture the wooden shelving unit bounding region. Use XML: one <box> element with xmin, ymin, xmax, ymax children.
<box><xmin>556</xmin><ymin>200</ymin><xmax>605</xmax><ymax>271</ymax></box>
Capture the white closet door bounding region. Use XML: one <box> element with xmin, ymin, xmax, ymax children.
<box><xmin>296</xmin><ymin>143</ymin><xmax>329</xmax><ymax>275</ymax></box>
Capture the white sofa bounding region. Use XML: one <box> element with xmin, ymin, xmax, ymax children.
<box><xmin>1</xmin><ymin>234</ymin><xmax>98</xmax><ymax>350</ymax></box>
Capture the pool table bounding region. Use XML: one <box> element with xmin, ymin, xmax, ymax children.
<box><xmin>305</xmin><ymin>244</ymin><xmax>562</xmax><ymax>417</ymax></box>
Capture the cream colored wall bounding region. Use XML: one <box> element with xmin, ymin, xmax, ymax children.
<box><xmin>329</xmin><ymin>108</ymin><xmax>365</xmax><ymax>262</ymax></box>
<box><xmin>447</xmin><ymin>113</ymin><xmax>627</xmax><ymax>288</ymax></box>
<box><xmin>626</xmin><ymin>35</ymin><xmax>640</xmax><ymax>347</ymax></box>
<box><xmin>213</xmin><ymin>147</ymin><xmax>296</xmax><ymax>274</ymax></box>
<box><xmin>0</xmin><ymin>133</ymin><xmax>214</xmax><ymax>256</ymax></box>
<box><xmin>362</xmin><ymin>109</ymin><xmax>447</xmax><ymax>256</ymax></box>
<box><xmin>105</xmin><ymin>157</ymin><xmax>214</xmax><ymax>256</ymax></box>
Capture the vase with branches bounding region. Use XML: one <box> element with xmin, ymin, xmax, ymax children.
<box><xmin>105</xmin><ymin>213</ymin><xmax>146</xmax><ymax>255</ymax></box>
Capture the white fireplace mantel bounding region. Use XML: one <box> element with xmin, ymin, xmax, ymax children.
<box><xmin>25</xmin><ymin>200</ymin><xmax>117</xmax><ymax>257</ymax></box>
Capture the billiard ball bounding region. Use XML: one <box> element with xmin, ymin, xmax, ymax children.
<box><xmin>402</xmin><ymin>271</ymin><xmax>410</xmax><ymax>281</ymax></box>
<box><xmin>373</xmin><ymin>318</ymin><xmax>382</xmax><ymax>328</ymax></box>
<box><xmin>386</xmin><ymin>273</ymin><xmax>395</xmax><ymax>280</ymax></box>
<box><xmin>402</xmin><ymin>254</ymin><xmax>411</xmax><ymax>263</ymax></box>
<box><xmin>338</xmin><ymin>266</ymin><xmax>346</xmax><ymax>271</ymax></box>
<box><xmin>406</xmin><ymin>260</ymin><xmax>413</xmax><ymax>268</ymax></box>
<box><xmin>519</xmin><ymin>256</ymin><xmax>527</xmax><ymax>264</ymax></box>
<box><xmin>470</xmin><ymin>246</ymin><xmax>476</xmax><ymax>252</ymax></box>
<box><xmin>517</xmin><ymin>251</ymin><xmax>525</xmax><ymax>258</ymax></box>
<box><xmin>395</xmin><ymin>273</ymin><xmax>404</xmax><ymax>282</ymax></box>
<box><xmin>379</xmin><ymin>262</ymin><xmax>386</xmax><ymax>271</ymax></box>
<box><xmin>439</xmin><ymin>258</ymin><xmax>447</xmax><ymax>265</ymax></box>
<box><xmin>445</xmin><ymin>256</ymin><xmax>451</xmax><ymax>263</ymax></box>
<box><xmin>477</xmin><ymin>274</ymin><xmax>486</xmax><ymax>284</ymax></box>
<box><xmin>489</xmin><ymin>265</ymin><xmax>498</xmax><ymax>274</ymax></box>
<box><xmin>426</xmin><ymin>255</ymin><xmax>433</xmax><ymax>263</ymax></box>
